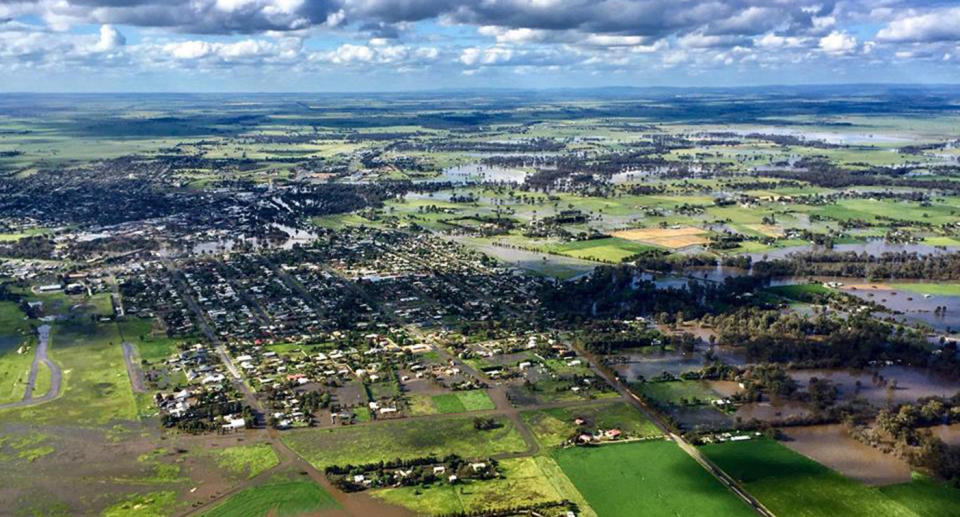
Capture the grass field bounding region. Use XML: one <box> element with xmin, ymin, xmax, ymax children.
<box><xmin>373</xmin><ymin>456</ymin><xmax>589</xmax><ymax>515</ymax></box>
<box><xmin>201</xmin><ymin>479</ymin><xmax>338</xmax><ymax>517</ymax></box>
<box><xmin>700</xmin><ymin>438</ymin><xmax>917</xmax><ymax>517</ymax></box>
<box><xmin>282</xmin><ymin>415</ymin><xmax>527</xmax><ymax>468</ymax></box>
<box><xmin>555</xmin><ymin>440</ymin><xmax>754</xmax><ymax>517</ymax></box>
<box><xmin>879</xmin><ymin>475</ymin><xmax>960</xmax><ymax>516</ymax></box>
<box><xmin>0</xmin><ymin>319</ymin><xmax>137</xmax><ymax>425</ymax></box>
<box><xmin>546</xmin><ymin>238</ymin><xmax>658</xmax><ymax>262</ymax></box>
<box><xmin>635</xmin><ymin>380</ymin><xmax>724</xmax><ymax>405</ymax></box>
<box><xmin>431</xmin><ymin>389</ymin><xmax>496</xmax><ymax>414</ymax></box>
<box><xmin>765</xmin><ymin>283</ymin><xmax>832</xmax><ymax>302</ymax></box>
<box><xmin>102</xmin><ymin>491</ymin><xmax>179</xmax><ymax>517</ymax></box>
<box><xmin>210</xmin><ymin>444</ymin><xmax>280</xmax><ymax>479</ymax></box>
<box><xmin>521</xmin><ymin>402</ymin><xmax>661</xmax><ymax>448</ymax></box>
<box><xmin>888</xmin><ymin>283</ymin><xmax>960</xmax><ymax>297</ymax></box>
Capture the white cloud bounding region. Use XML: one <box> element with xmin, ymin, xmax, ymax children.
<box><xmin>91</xmin><ymin>25</ymin><xmax>125</xmax><ymax>53</ymax></box>
<box><xmin>459</xmin><ymin>46</ymin><xmax>512</xmax><ymax>66</ymax></box>
<box><xmin>819</xmin><ymin>30</ymin><xmax>857</xmax><ymax>55</ymax></box>
<box><xmin>877</xmin><ymin>8</ymin><xmax>960</xmax><ymax>43</ymax></box>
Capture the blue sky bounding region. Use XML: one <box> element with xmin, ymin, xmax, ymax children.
<box><xmin>0</xmin><ymin>1</ymin><xmax>958</xmax><ymax>92</ymax></box>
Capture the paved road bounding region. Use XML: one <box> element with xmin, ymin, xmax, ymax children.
<box><xmin>0</xmin><ymin>324</ymin><xmax>63</xmax><ymax>410</ymax></box>
<box><xmin>122</xmin><ymin>342</ymin><xmax>147</xmax><ymax>393</ymax></box>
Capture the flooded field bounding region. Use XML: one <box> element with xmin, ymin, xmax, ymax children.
<box><xmin>735</xmin><ymin>400</ymin><xmax>811</xmax><ymax>422</ymax></box>
<box><xmin>932</xmin><ymin>423</ymin><xmax>960</xmax><ymax>446</ymax></box>
<box><xmin>790</xmin><ymin>366</ymin><xmax>960</xmax><ymax>406</ymax></box>
<box><xmin>438</xmin><ymin>163</ymin><xmax>528</xmax><ymax>184</ymax></box>
<box><xmin>840</xmin><ymin>284</ymin><xmax>960</xmax><ymax>332</ymax></box>
<box><xmin>612</xmin><ymin>351</ymin><xmax>704</xmax><ymax>381</ymax></box>
<box><xmin>780</xmin><ymin>424</ymin><xmax>912</xmax><ymax>486</ymax></box>
<box><xmin>747</xmin><ymin>239</ymin><xmax>959</xmax><ymax>262</ymax></box>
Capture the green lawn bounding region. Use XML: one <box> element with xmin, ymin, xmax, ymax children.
<box><xmin>282</xmin><ymin>415</ymin><xmax>527</xmax><ymax>469</ymax></box>
<box><xmin>200</xmin><ymin>479</ymin><xmax>338</xmax><ymax>517</ymax></box>
<box><xmin>431</xmin><ymin>389</ymin><xmax>496</xmax><ymax>414</ymax></box>
<box><xmin>210</xmin><ymin>443</ymin><xmax>280</xmax><ymax>479</ymax></box>
<box><xmin>102</xmin><ymin>491</ymin><xmax>179</xmax><ymax>517</ymax></box>
<box><xmin>555</xmin><ymin>440</ymin><xmax>754</xmax><ymax>517</ymax></box>
<box><xmin>521</xmin><ymin>402</ymin><xmax>661</xmax><ymax>449</ymax></box>
<box><xmin>700</xmin><ymin>438</ymin><xmax>916</xmax><ymax>517</ymax></box>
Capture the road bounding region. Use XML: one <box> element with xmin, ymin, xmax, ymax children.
<box><xmin>122</xmin><ymin>342</ymin><xmax>147</xmax><ymax>393</ymax></box>
<box><xmin>0</xmin><ymin>324</ymin><xmax>63</xmax><ymax>410</ymax></box>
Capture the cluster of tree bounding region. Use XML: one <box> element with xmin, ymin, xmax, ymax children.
<box><xmin>327</xmin><ymin>454</ymin><xmax>497</xmax><ymax>492</ymax></box>
<box><xmin>0</xmin><ymin>235</ymin><xmax>54</xmax><ymax>259</ymax></box>
<box><xmin>754</xmin><ymin>250</ymin><xmax>960</xmax><ymax>281</ymax></box>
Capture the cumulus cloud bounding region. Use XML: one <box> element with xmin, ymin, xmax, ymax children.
<box><xmin>877</xmin><ymin>7</ymin><xmax>960</xmax><ymax>43</ymax></box>
<box><xmin>819</xmin><ymin>30</ymin><xmax>857</xmax><ymax>54</ymax></box>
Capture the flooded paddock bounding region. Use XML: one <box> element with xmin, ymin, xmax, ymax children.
<box><xmin>735</xmin><ymin>400</ymin><xmax>811</xmax><ymax>423</ymax></box>
<box><xmin>789</xmin><ymin>366</ymin><xmax>960</xmax><ymax>406</ymax></box>
<box><xmin>932</xmin><ymin>423</ymin><xmax>960</xmax><ymax>446</ymax></box>
<box><xmin>611</xmin><ymin>350</ymin><xmax>704</xmax><ymax>381</ymax></box>
<box><xmin>780</xmin><ymin>424</ymin><xmax>912</xmax><ymax>486</ymax></box>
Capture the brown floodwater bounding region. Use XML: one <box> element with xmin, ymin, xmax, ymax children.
<box><xmin>780</xmin><ymin>424</ymin><xmax>912</xmax><ymax>486</ymax></box>
<box><xmin>932</xmin><ymin>423</ymin><xmax>960</xmax><ymax>446</ymax></box>
<box><xmin>736</xmin><ymin>400</ymin><xmax>811</xmax><ymax>422</ymax></box>
<box><xmin>789</xmin><ymin>366</ymin><xmax>960</xmax><ymax>406</ymax></box>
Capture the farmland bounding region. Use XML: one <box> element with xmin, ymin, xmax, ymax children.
<box><xmin>555</xmin><ymin>441</ymin><xmax>755</xmax><ymax>517</ymax></box>
<box><xmin>4</xmin><ymin>86</ymin><xmax>960</xmax><ymax>516</ymax></box>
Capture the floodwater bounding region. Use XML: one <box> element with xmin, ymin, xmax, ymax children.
<box><xmin>932</xmin><ymin>423</ymin><xmax>960</xmax><ymax>446</ymax></box>
<box><xmin>731</xmin><ymin>127</ymin><xmax>912</xmax><ymax>145</ymax></box>
<box><xmin>438</xmin><ymin>163</ymin><xmax>528</xmax><ymax>184</ymax></box>
<box><xmin>789</xmin><ymin>366</ymin><xmax>960</xmax><ymax>406</ymax></box>
<box><xmin>190</xmin><ymin>224</ymin><xmax>317</xmax><ymax>255</ymax></box>
<box><xmin>780</xmin><ymin>424</ymin><xmax>912</xmax><ymax>486</ymax></box>
<box><xmin>735</xmin><ymin>400</ymin><xmax>811</xmax><ymax>422</ymax></box>
<box><xmin>611</xmin><ymin>351</ymin><xmax>704</xmax><ymax>381</ymax></box>
<box><xmin>839</xmin><ymin>284</ymin><xmax>960</xmax><ymax>332</ymax></box>
<box><xmin>747</xmin><ymin>239</ymin><xmax>958</xmax><ymax>261</ymax></box>
<box><xmin>670</xmin><ymin>406</ymin><xmax>733</xmax><ymax>431</ymax></box>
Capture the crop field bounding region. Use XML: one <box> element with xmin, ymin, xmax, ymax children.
<box><xmin>430</xmin><ymin>389</ymin><xmax>496</xmax><ymax>413</ymax></box>
<box><xmin>521</xmin><ymin>402</ymin><xmax>662</xmax><ymax>448</ymax></box>
<box><xmin>635</xmin><ymin>380</ymin><xmax>726</xmax><ymax>406</ymax></box>
<box><xmin>700</xmin><ymin>438</ymin><xmax>919</xmax><ymax>517</ymax></box>
<box><xmin>210</xmin><ymin>444</ymin><xmax>281</xmax><ymax>479</ymax></box>
<box><xmin>555</xmin><ymin>440</ymin><xmax>754</xmax><ymax>517</ymax></box>
<box><xmin>282</xmin><ymin>415</ymin><xmax>527</xmax><ymax>468</ymax></box>
<box><xmin>611</xmin><ymin>226</ymin><xmax>709</xmax><ymax>248</ymax></box>
<box><xmin>545</xmin><ymin>237</ymin><xmax>658</xmax><ymax>262</ymax></box>
<box><xmin>201</xmin><ymin>478</ymin><xmax>339</xmax><ymax>517</ymax></box>
<box><xmin>888</xmin><ymin>283</ymin><xmax>960</xmax><ymax>297</ymax></box>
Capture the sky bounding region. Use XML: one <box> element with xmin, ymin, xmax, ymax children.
<box><xmin>0</xmin><ymin>0</ymin><xmax>958</xmax><ymax>92</ymax></box>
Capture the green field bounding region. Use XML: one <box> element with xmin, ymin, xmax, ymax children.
<box><xmin>546</xmin><ymin>238</ymin><xmax>658</xmax><ymax>263</ymax></box>
<box><xmin>210</xmin><ymin>444</ymin><xmax>280</xmax><ymax>479</ymax></box>
<box><xmin>282</xmin><ymin>415</ymin><xmax>527</xmax><ymax>468</ymax></box>
<box><xmin>765</xmin><ymin>283</ymin><xmax>832</xmax><ymax>302</ymax></box>
<box><xmin>201</xmin><ymin>479</ymin><xmax>338</xmax><ymax>517</ymax></box>
<box><xmin>635</xmin><ymin>380</ymin><xmax>724</xmax><ymax>405</ymax></box>
<box><xmin>889</xmin><ymin>283</ymin><xmax>960</xmax><ymax>297</ymax></box>
<box><xmin>0</xmin><ymin>319</ymin><xmax>136</xmax><ymax>425</ymax></box>
<box><xmin>373</xmin><ymin>456</ymin><xmax>589</xmax><ymax>515</ymax></box>
<box><xmin>700</xmin><ymin>438</ymin><xmax>917</xmax><ymax>517</ymax></box>
<box><xmin>430</xmin><ymin>389</ymin><xmax>496</xmax><ymax>414</ymax></box>
<box><xmin>880</xmin><ymin>475</ymin><xmax>960</xmax><ymax>516</ymax></box>
<box><xmin>555</xmin><ymin>440</ymin><xmax>754</xmax><ymax>517</ymax></box>
<box><xmin>521</xmin><ymin>402</ymin><xmax>662</xmax><ymax>448</ymax></box>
